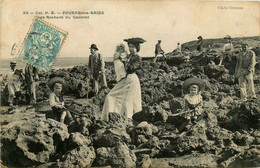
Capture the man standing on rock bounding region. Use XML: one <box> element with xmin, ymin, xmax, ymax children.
<box><xmin>176</xmin><ymin>42</ymin><xmax>182</xmax><ymax>54</ymax></box>
<box><xmin>154</xmin><ymin>40</ymin><xmax>166</xmax><ymax>62</ymax></box>
<box><xmin>196</xmin><ymin>36</ymin><xmax>203</xmax><ymax>52</ymax></box>
<box><xmin>6</xmin><ymin>62</ymin><xmax>24</xmax><ymax>107</ymax></box>
<box><xmin>88</xmin><ymin>44</ymin><xmax>107</xmax><ymax>95</ymax></box>
<box><xmin>25</xmin><ymin>63</ymin><xmax>38</xmax><ymax>105</ymax></box>
<box><xmin>235</xmin><ymin>43</ymin><xmax>257</xmax><ymax>101</ymax></box>
<box><xmin>219</xmin><ymin>35</ymin><xmax>234</xmax><ymax>66</ymax></box>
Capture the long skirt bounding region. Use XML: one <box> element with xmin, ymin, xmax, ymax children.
<box><xmin>101</xmin><ymin>73</ymin><xmax>142</xmax><ymax>121</ymax></box>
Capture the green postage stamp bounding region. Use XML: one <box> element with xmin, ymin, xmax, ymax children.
<box><xmin>18</xmin><ymin>18</ymin><xmax>68</xmax><ymax>71</ymax></box>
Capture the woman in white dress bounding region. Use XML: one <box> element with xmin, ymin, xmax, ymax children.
<box><xmin>101</xmin><ymin>38</ymin><xmax>146</xmax><ymax>121</ymax></box>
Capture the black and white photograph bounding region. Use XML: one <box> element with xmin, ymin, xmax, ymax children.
<box><xmin>0</xmin><ymin>0</ymin><xmax>259</xmax><ymax>167</ymax></box>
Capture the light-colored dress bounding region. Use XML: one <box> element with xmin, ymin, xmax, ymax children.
<box><xmin>113</xmin><ymin>52</ymin><xmax>127</xmax><ymax>82</ymax></box>
<box><xmin>101</xmin><ymin>53</ymin><xmax>142</xmax><ymax>121</ymax></box>
<box><xmin>183</xmin><ymin>94</ymin><xmax>203</xmax><ymax>118</ymax></box>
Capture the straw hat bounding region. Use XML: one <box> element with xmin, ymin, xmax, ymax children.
<box><xmin>183</xmin><ymin>77</ymin><xmax>205</xmax><ymax>93</ymax></box>
<box><xmin>48</xmin><ymin>77</ymin><xmax>68</xmax><ymax>92</ymax></box>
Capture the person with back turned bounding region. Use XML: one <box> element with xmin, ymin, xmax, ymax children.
<box><xmin>25</xmin><ymin>63</ymin><xmax>38</xmax><ymax>105</ymax></box>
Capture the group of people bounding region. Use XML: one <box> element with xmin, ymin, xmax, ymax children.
<box><xmin>213</xmin><ymin>35</ymin><xmax>256</xmax><ymax>101</ymax></box>
<box><xmin>44</xmin><ymin>37</ymin><xmax>144</xmax><ymax>123</ymax></box>
<box><xmin>3</xmin><ymin>35</ymin><xmax>257</xmax><ymax>124</ymax></box>
<box><xmin>154</xmin><ymin>35</ymin><xmax>257</xmax><ymax>102</ymax></box>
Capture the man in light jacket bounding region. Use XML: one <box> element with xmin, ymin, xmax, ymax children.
<box><xmin>234</xmin><ymin>43</ymin><xmax>257</xmax><ymax>101</ymax></box>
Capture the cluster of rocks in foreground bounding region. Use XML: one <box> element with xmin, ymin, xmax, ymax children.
<box><xmin>1</xmin><ymin>48</ymin><xmax>260</xmax><ymax>167</ymax></box>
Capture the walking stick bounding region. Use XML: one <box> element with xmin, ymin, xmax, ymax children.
<box><xmin>168</xmin><ymin>109</ymin><xmax>193</xmax><ymax>117</ymax></box>
<box><xmin>64</xmin><ymin>107</ymin><xmax>86</xmax><ymax>117</ymax></box>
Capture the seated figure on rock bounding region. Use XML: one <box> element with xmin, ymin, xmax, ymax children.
<box><xmin>48</xmin><ymin>77</ymin><xmax>73</xmax><ymax>124</ymax></box>
<box><xmin>181</xmin><ymin>77</ymin><xmax>205</xmax><ymax>123</ymax></box>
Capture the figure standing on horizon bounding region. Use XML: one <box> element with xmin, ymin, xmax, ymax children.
<box><xmin>176</xmin><ymin>42</ymin><xmax>182</xmax><ymax>54</ymax></box>
<box><xmin>196</xmin><ymin>36</ymin><xmax>203</xmax><ymax>52</ymax></box>
<box><xmin>88</xmin><ymin>44</ymin><xmax>107</xmax><ymax>95</ymax></box>
<box><xmin>154</xmin><ymin>40</ymin><xmax>166</xmax><ymax>62</ymax></box>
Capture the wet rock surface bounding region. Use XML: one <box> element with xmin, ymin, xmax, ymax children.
<box><xmin>1</xmin><ymin>40</ymin><xmax>260</xmax><ymax>167</ymax></box>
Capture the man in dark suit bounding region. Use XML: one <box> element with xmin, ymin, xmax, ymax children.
<box><xmin>153</xmin><ymin>40</ymin><xmax>166</xmax><ymax>62</ymax></box>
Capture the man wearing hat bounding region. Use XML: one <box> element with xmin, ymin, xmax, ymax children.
<box><xmin>235</xmin><ymin>43</ymin><xmax>257</xmax><ymax>101</ymax></box>
<box><xmin>176</xmin><ymin>42</ymin><xmax>182</xmax><ymax>54</ymax></box>
<box><xmin>6</xmin><ymin>62</ymin><xmax>24</xmax><ymax>107</ymax></box>
<box><xmin>219</xmin><ymin>35</ymin><xmax>234</xmax><ymax>66</ymax></box>
<box><xmin>88</xmin><ymin>44</ymin><xmax>107</xmax><ymax>95</ymax></box>
<box><xmin>154</xmin><ymin>40</ymin><xmax>166</xmax><ymax>63</ymax></box>
<box><xmin>25</xmin><ymin>63</ymin><xmax>38</xmax><ymax>105</ymax></box>
<box><xmin>197</xmin><ymin>36</ymin><xmax>203</xmax><ymax>52</ymax></box>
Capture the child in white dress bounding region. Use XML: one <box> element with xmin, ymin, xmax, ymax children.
<box><xmin>182</xmin><ymin>77</ymin><xmax>205</xmax><ymax>122</ymax></box>
<box><xmin>113</xmin><ymin>44</ymin><xmax>127</xmax><ymax>82</ymax></box>
<box><xmin>183</xmin><ymin>84</ymin><xmax>203</xmax><ymax>120</ymax></box>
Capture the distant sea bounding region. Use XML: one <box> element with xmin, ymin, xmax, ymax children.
<box><xmin>0</xmin><ymin>57</ymin><xmax>114</xmax><ymax>75</ymax></box>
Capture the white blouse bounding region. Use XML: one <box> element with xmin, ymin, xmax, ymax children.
<box><xmin>49</xmin><ymin>92</ymin><xmax>64</xmax><ymax>108</ymax></box>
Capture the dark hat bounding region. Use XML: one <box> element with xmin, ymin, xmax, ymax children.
<box><xmin>224</xmin><ymin>35</ymin><xmax>232</xmax><ymax>39</ymax></box>
<box><xmin>124</xmin><ymin>37</ymin><xmax>146</xmax><ymax>44</ymax></box>
<box><xmin>158</xmin><ymin>40</ymin><xmax>161</xmax><ymax>42</ymax></box>
<box><xmin>48</xmin><ymin>77</ymin><xmax>68</xmax><ymax>92</ymax></box>
<box><xmin>183</xmin><ymin>77</ymin><xmax>205</xmax><ymax>93</ymax></box>
<box><xmin>197</xmin><ymin>36</ymin><xmax>203</xmax><ymax>40</ymax></box>
<box><xmin>124</xmin><ymin>37</ymin><xmax>146</xmax><ymax>52</ymax></box>
<box><xmin>90</xmin><ymin>44</ymin><xmax>98</xmax><ymax>50</ymax></box>
<box><xmin>10</xmin><ymin>62</ymin><xmax>16</xmax><ymax>66</ymax></box>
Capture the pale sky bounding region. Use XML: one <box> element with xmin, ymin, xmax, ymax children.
<box><xmin>0</xmin><ymin>0</ymin><xmax>259</xmax><ymax>59</ymax></box>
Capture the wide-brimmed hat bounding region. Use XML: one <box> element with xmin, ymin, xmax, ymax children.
<box><xmin>197</xmin><ymin>36</ymin><xmax>203</xmax><ymax>40</ymax></box>
<box><xmin>183</xmin><ymin>77</ymin><xmax>205</xmax><ymax>93</ymax></box>
<box><xmin>124</xmin><ymin>37</ymin><xmax>146</xmax><ymax>44</ymax></box>
<box><xmin>48</xmin><ymin>77</ymin><xmax>68</xmax><ymax>92</ymax></box>
<box><xmin>224</xmin><ymin>35</ymin><xmax>232</xmax><ymax>39</ymax></box>
<box><xmin>90</xmin><ymin>44</ymin><xmax>98</xmax><ymax>50</ymax></box>
<box><xmin>10</xmin><ymin>62</ymin><xmax>16</xmax><ymax>66</ymax></box>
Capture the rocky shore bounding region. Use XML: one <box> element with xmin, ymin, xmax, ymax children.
<box><xmin>1</xmin><ymin>38</ymin><xmax>260</xmax><ymax>167</ymax></box>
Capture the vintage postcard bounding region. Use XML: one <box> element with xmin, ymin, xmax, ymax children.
<box><xmin>0</xmin><ymin>0</ymin><xmax>259</xmax><ymax>167</ymax></box>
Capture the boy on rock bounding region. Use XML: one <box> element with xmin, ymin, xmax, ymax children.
<box><xmin>48</xmin><ymin>77</ymin><xmax>73</xmax><ymax>124</ymax></box>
